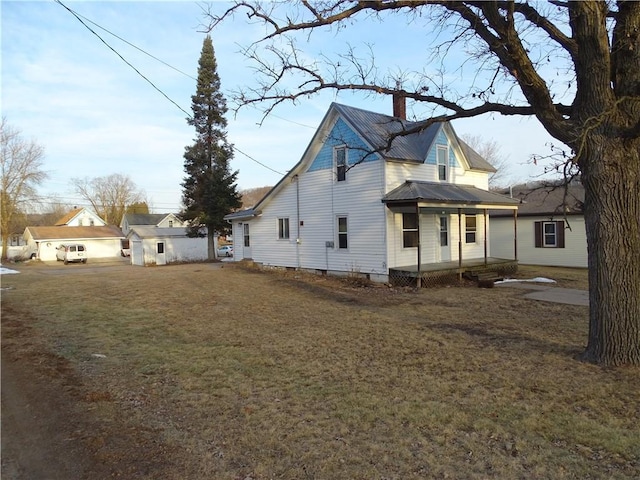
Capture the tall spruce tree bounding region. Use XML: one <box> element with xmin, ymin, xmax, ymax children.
<box><xmin>182</xmin><ymin>35</ymin><xmax>241</xmax><ymax>259</ymax></box>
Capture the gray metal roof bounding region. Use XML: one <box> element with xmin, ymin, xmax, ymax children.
<box><xmin>382</xmin><ymin>181</ymin><xmax>520</xmax><ymax>207</ymax></box>
<box><xmin>122</xmin><ymin>213</ymin><xmax>170</xmax><ymax>225</ymax></box>
<box><xmin>224</xmin><ymin>208</ymin><xmax>257</xmax><ymax>221</ymax></box>
<box><xmin>490</xmin><ymin>182</ymin><xmax>584</xmax><ymax>217</ymax></box>
<box><xmin>333</xmin><ymin>103</ymin><xmax>496</xmax><ymax>172</ymax></box>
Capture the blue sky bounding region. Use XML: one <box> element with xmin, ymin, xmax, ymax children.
<box><xmin>2</xmin><ymin>1</ymin><xmax>563</xmax><ymax>213</ymax></box>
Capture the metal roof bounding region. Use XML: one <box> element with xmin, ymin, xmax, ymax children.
<box><xmin>490</xmin><ymin>183</ymin><xmax>585</xmax><ymax>217</ymax></box>
<box><xmin>224</xmin><ymin>208</ymin><xmax>257</xmax><ymax>221</ymax></box>
<box><xmin>127</xmin><ymin>226</ymin><xmax>194</xmax><ymax>239</ymax></box>
<box><xmin>122</xmin><ymin>213</ymin><xmax>170</xmax><ymax>225</ymax></box>
<box><xmin>382</xmin><ymin>181</ymin><xmax>520</xmax><ymax>207</ymax></box>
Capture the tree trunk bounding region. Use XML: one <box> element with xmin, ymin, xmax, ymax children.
<box><xmin>207</xmin><ymin>225</ymin><xmax>216</xmax><ymax>261</ymax></box>
<box><xmin>580</xmin><ymin>136</ymin><xmax>640</xmax><ymax>366</ymax></box>
<box><xmin>1</xmin><ymin>232</ymin><xmax>9</xmax><ymax>261</ymax></box>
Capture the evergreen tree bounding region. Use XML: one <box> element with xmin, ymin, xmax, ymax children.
<box><xmin>182</xmin><ymin>36</ymin><xmax>241</xmax><ymax>259</ymax></box>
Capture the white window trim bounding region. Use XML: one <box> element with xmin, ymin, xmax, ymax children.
<box><xmin>437</xmin><ymin>145</ymin><xmax>448</xmax><ymax>182</ymax></box>
<box><xmin>277</xmin><ymin>217</ymin><xmax>290</xmax><ymax>240</ymax></box>
<box><xmin>337</xmin><ymin>215</ymin><xmax>348</xmax><ymax>250</ymax></box>
<box><xmin>465</xmin><ymin>214</ymin><xmax>477</xmax><ymax>244</ymax></box>
<box><xmin>543</xmin><ymin>221</ymin><xmax>557</xmax><ymax>247</ymax></box>
<box><xmin>402</xmin><ymin>212</ymin><xmax>419</xmax><ymax>248</ymax></box>
<box><xmin>334</xmin><ymin>145</ymin><xmax>348</xmax><ymax>182</ymax></box>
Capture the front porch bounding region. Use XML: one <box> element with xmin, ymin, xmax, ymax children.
<box><xmin>389</xmin><ymin>257</ymin><xmax>518</xmax><ymax>287</ymax></box>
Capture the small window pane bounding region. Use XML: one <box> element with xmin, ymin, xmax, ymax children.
<box><xmin>335</xmin><ymin>147</ymin><xmax>347</xmax><ymax>182</ymax></box>
<box><xmin>465</xmin><ymin>215</ymin><xmax>477</xmax><ymax>244</ymax></box>
<box><xmin>402</xmin><ymin>213</ymin><xmax>418</xmax><ymax>248</ymax></box>
<box><xmin>440</xmin><ymin>217</ymin><xmax>448</xmax><ymax>246</ymax></box>
<box><xmin>437</xmin><ymin>146</ymin><xmax>448</xmax><ymax>181</ymax></box>
<box><xmin>278</xmin><ymin>218</ymin><xmax>290</xmax><ymax>239</ymax></box>
<box><xmin>338</xmin><ymin>217</ymin><xmax>348</xmax><ymax>249</ymax></box>
<box><xmin>544</xmin><ymin>222</ymin><xmax>557</xmax><ymax>246</ymax></box>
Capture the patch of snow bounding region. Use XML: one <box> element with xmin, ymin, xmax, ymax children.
<box><xmin>0</xmin><ymin>266</ymin><xmax>20</xmax><ymax>275</ymax></box>
<box><xmin>495</xmin><ymin>277</ymin><xmax>556</xmax><ymax>284</ymax></box>
<box><xmin>91</xmin><ymin>353</ymin><xmax>107</xmax><ymax>359</ymax></box>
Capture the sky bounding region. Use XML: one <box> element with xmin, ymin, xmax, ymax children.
<box><xmin>2</xmin><ymin>1</ymin><xmax>567</xmax><ymax>214</ymax></box>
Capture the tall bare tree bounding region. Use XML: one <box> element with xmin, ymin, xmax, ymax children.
<box><xmin>0</xmin><ymin>118</ymin><xmax>47</xmax><ymax>260</ymax></box>
<box><xmin>208</xmin><ymin>1</ymin><xmax>640</xmax><ymax>366</ymax></box>
<box><xmin>71</xmin><ymin>174</ymin><xmax>145</xmax><ymax>225</ymax></box>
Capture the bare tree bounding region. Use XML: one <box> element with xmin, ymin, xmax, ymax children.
<box><xmin>460</xmin><ymin>134</ymin><xmax>511</xmax><ymax>188</ymax></box>
<box><xmin>207</xmin><ymin>2</ymin><xmax>640</xmax><ymax>366</ymax></box>
<box><xmin>71</xmin><ymin>174</ymin><xmax>145</xmax><ymax>225</ymax></box>
<box><xmin>240</xmin><ymin>185</ymin><xmax>272</xmax><ymax>208</ymax></box>
<box><xmin>0</xmin><ymin>118</ymin><xmax>47</xmax><ymax>260</ymax></box>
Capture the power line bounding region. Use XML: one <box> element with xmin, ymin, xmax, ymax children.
<box><xmin>54</xmin><ymin>0</ymin><xmax>191</xmax><ymax>118</ymax></box>
<box><xmin>54</xmin><ymin>0</ymin><xmax>286</xmax><ymax>177</ymax></box>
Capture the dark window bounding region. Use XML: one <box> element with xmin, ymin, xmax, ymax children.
<box><xmin>78</xmin><ymin>245</ymin><xmax>85</xmax><ymax>252</ymax></box>
<box><xmin>402</xmin><ymin>212</ymin><xmax>418</xmax><ymax>248</ymax></box>
<box><xmin>243</xmin><ymin>223</ymin><xmax>250</xmax><ymax>247</ymax></box>
<box><xmin>157</xmin><ymin>242</ymin><xmax>164</xmax><ymax>254</ymax></box>
<box><xmin>337</xmin><ymin>217</ymin><xmax>348</xmax><ymax>249</ymax></box>
<box><xmin>335</xmin><ymin>146</ymin><xmax>347</xmax><ymax>182</ymax></box>
<box><xmin>465</xmin><ymin>215</ymin><xmax>477</xmax><ymax>243</ymax></box>
<box><xmin>535</xmin><ymin>221</ymin><xmax>565</xmax><ymax>248</ymax></box>
<box><xmin>278</xmin><ymin>218</ymin><xmax>290</xmax><ymax>239</ymax></box>
<box><xmin>168</xmin><ymin>220</ymin><xmax>173</xmax><ymax>228</ymax></box>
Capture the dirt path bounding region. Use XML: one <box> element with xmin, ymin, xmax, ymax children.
<box><xmin>1</xmin><ymin>313</ymin><xmax>110</xmax><ymax>479</ymax></box>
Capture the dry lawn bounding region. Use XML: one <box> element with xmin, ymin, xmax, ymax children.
<box><xmin>2</xmin><ymin>262</ymin><xmax>638</xmax><ymax>479</ymax></box>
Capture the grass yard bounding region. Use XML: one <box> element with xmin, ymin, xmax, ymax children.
<box><xmin>1</xmin><ymin>262</ymin><xmax>638</xmax><ymax>479</ymax></box>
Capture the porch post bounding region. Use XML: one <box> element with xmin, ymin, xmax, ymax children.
<box><xmin>513</xmin><ymin>209</ymin><xmax>518</xmax><ymax>261</ymax></box>
<box><xmin>458</xmin><ymin>208</ymin><xmax>463</xmax><ymax>281</ymax></box>
<box><xmin>416</xmin><ymin>203</ymin><xmax>422</xmax><ymax>288</ymax></box>
<box><xmin>483</xmin><ymin>209</ymin><xmax>488</xmax><ymax>266</ymax></box>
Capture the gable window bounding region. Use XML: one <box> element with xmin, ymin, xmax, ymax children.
<box><xmin>243</xmin><ymin>223</ymin><xmax>250</xmax><ymax>247</ymax></box>
<box><xmin>168</xmin><ymin>220</ymin><xmax>173</xmax><ymax>228</ymax></box>
<box><xmin>337</xmin><ymin>216</ymin><xmax>348</xmax><ymax>249</ymax></box>
<box><xmin>278</xmin><ymin>217</ymin><xmax>290</xmax><ymax>240</ymax></box>
<box><xmin>534</xmin><ymin>221</ymin><xmax>565</xmax><ymax>248</ymax></box>
<box><xmin>437</xmin><ymin>145</ymin><xmax>448</xmax><ymax>181</ymax></box>
<box><xmin>402</xmin><ymin>213</ymin><xmax>418</xmax><ymax>248</ymax></box>
<box><xmin>465</xmin><ymin>215</ymin><xmax>477</xmax><ymax>243</ymax></box>
<box><xmin>335</xmin><ymin>146</ymin><xmax>347</xmax><ymax>182</ymax></box>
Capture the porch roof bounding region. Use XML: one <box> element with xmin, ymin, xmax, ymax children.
<box><xmin>382</xmin><ymin>180</ymin><xmax>520</xmax><ymax>211</ymax></box>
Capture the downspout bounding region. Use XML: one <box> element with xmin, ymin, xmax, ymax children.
<box><xmin>458</xmin><ymin>208</ymin><xmax>463</xmax><ymax>281</ymax></box>
<box><xmin>294</xmin><ymin>174</ymin><xmax>301</xmax><ymax>269</ymax></box>
<box><xmin>416</xmin><ymin>203</ymin><xmax>421</xmax><ymax>288</ymax></box>
<box><xmin>483</xmin><ymin>208</ymin><xmax>488</xmax><ymax>266</ymax></box>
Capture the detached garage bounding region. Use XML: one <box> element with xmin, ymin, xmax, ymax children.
<box><xmin>23</xmin><ymin>226</ymin><xmax>125</xmax><ymax>261</ymax></box>
<box><xmin>127</xmin><ymin>227</ymin><xmax>209</xmax><ymax>266</ymax></box>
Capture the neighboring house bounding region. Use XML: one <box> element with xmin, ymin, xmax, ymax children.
<box><xmin>224</xmin><ymin>99</ymin><xmax>519</xmax><ymax>285</ymax></box>
<box><xmin>120</xmin><ymin>213</ymin><xmax>187</xmax><ymax>235</ymax></box>
<box><xmin>55</xmin><ymin>207</ymin><xmax>106</xmax><ymax>227</ymax></box>
<box><xmin>23</xmin><ymin>226</ymin><xmax>125</xmax><ymax>261</ymax></box>
<box><xmin>490</xmin><ymin>182</ymin><xmax>587</xmax><ymax>268</ymax></box>
<box><xmin>126</xmin><ymin>226</ymin><xmax>209</xmax><ymax>266</ymax></box>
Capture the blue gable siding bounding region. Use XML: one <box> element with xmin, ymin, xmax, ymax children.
<box><xmin>308</xmin><ymin>118</ymin><xmax>380</xmax><ymax>172</ymax></box>
<box><xmin>424</xmin><ymin>128</ymin><xmax>461</xmax><ymax>168</ymax></box>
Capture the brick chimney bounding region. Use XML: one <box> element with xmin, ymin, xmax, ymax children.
<box><xmin>392</xmin><ymin>92</ymin><xmax>406</xmax><ymax>120</ymax></box>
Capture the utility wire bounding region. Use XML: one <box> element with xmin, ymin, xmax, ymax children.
<box><xmin>54</xmin><ymin>0</ymin><xmax>191</xmax><ymax>118</ymax></box>
<box><xmin>54</xmin><ymin>0</ymin><xmax>285</xmax><ymax>176</ymax></box>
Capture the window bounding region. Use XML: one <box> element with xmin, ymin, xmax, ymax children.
<box><xmin>440</xmin><ymin>217</ymin><xmax>448</xmax><ymax>246</ymax></box>
<box><xmin>89</xmin><ymin>219</ymin><xmax>95</xmax><ymax>226</ymax></box>
<box><xmin>168</xmin><ymin>220</ymin><xmax>173</xmax><ymax>228</ymax></box>
<box><xmin>402</xmin><ymin>213</ymin><xmax>418</xmax><ymax>248</ymax></box>
<box><xmin>278</xmin><ymin>217</ymin><xmax>290</xmax><ymax>239</ymax></box>
<box><xmin>465</xmin><ymin>215</ymin><xmax>477</xmax><ymax>243</ymax></box>
<box><xmin>535</xmin><ymin>221</ymin><xmax>565</xmax><ymax>248</ymax></box>
<box><xmin>337</xmin><ymin>216</ymin><xmax>348</xmax><ymax>249</ymax></box>
<box><xmin>437</xmin><ymin>145</ymin><xmax>448</xmax><ymax>181</ymax></box>
<box><xmin>335</xmin><ymin>146</ymin><xmax>347</xmax><ymax>182</ymax></box>
<box><xmin>157</xmin><ymin>242</ymin><xmax>164</xmax><ymax>254</ymax></box>
<box><xmin>243</xmin><ymin>223</ymin><xmax>250</xmax><ymax>247</ymax></box>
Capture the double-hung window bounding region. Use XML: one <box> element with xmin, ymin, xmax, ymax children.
<box><xmin>243</xmin><ymin>223</ymin><xmax>250</xmax><ymax>247</ymax></box>
<box><xmin>278</xmin><ymin>217</ymin><xmax>290</xmax><ymax>240</ymax></box>
<box><xmin>335</xmin><ymin>146</ymin><xmax>347</xmax><ymax>182</ymax></box>
<box><xmin>535</xmin><ymin>221</ymin><xmax>565</xmax><ymax>248</ymax></box>
<box><xmin>465</xmin><ymin>215</ymin><xmax>477</xmax><ymax>243</ymax></box>
<box><xmin>402</xmin><ymin>213</ymin><xmax>418</xmax><ymax>248</ymax></box>
<box><xmin>337</xmin><ymin>216</ymin><xmax>348</xmax><ymax>249</ymax></box>
<box><xmin>437</xmin><ymin>145</ymin><xmax>448</xmax><ymax>181</ymax></box>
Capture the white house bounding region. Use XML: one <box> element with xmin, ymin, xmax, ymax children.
<box><xmin>126</xmin><ymin>226</ymin><xmax>209</xmax><ymax>266</ymax></box>
<box><xmin>225</xmin><ymin>100</ymin><xmax>519</xmax><ymax>285</ymax></box>
<box><xmin>22</xmin><ymin>208</ymin><xmax>125</xmax><ymax>261</ymax></box>
<box><xmin>490</xmin><ymin>182</ymin><xmax>587</xmax><ymax>268</ymax></box>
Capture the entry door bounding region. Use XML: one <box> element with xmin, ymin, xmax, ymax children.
<box><xmin>156</xmin><ymin>241</ymin><xmax>166</xmax><ymax>265</ymax></box>
<box><xmin>439</xmin><ymin>216</ymin><xmax>450</xmax><ymax>262</ymax></box>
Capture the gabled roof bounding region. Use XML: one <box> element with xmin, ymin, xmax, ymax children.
<box><xmin>490</xmin><ymin>182</ymin><xmax>585</xmax><ymax>217</ymax></box>
<box><xmin>122</xmin><ymin>213</ymin><xmax>170</xmax><ymax>226</ymax></box>
<box><xmin>224</xmin><ymin>102</ymin><xmax>497</xmax><ymax>221</ymax></box>
<box><xmin>54</xmin><ymin>208</ymin><xmax>84</xmax><ymax>226</ymax></box>
<box><xmin>127</xmin><ymin>226</ymin><xmax>195</xmax><ymax>239</ymax></box>
<box><xmin>26</xmin><ymin>225</ymin><xmax>125</xmax><ymax>241</ymax></box>
<box><xmin>382</xmin><ymin>180</ymin><xmax>520</xmax><ymax>208</ymax></box>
